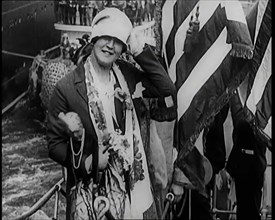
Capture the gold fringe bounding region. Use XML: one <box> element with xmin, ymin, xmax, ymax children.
<box><xmin>230</xmin><ymin>43</ymin><xmax>254</xmax><ymax>59</ymax></box>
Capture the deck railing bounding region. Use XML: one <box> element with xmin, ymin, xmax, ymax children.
<box><xmin>54</xmin><ymin>19</ymin><xmax>156</xmax><ymax>47</ymax></box>
<box><xmin>13</xmin><ymin>178</ymin><xmax>65</xmax><ymax>220</ymax></box>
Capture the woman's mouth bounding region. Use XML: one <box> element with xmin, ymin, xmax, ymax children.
<box><xmin>102</xmin><ymin>49</ymin><xmax>114</xmax><ymax>55</ymax></box>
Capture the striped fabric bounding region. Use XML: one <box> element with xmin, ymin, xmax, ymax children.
<box><xmin>237</xmin><ymin>0</ymin><xmax>271</xmax><ymax>149</ymax></box>
<box><xmin>158</xmin><ymin>0</ymin><xmax>254</xmax><ymax>191</ymax></box>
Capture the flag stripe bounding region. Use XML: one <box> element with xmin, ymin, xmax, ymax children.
<box><xmin>246</xmin><ymin>39</ymin><xmax>271</xmax><ymax>114</ymax></box>
<box><xmin>255</xmin><ymin>75</ymin><xmax>272</xmax><ymax>129</ymax></box>
<box><xmin>161</xmin><ymin>0</ymin><xmax>177</xmax><ymax>66</ymax></box>
<box><xmin>254</xmin><ymin>0</ymin><xmax>269</xmax><ymax>44</ymax></box>
<box><xmin>177</xmin><ymin>28</ymin><xmax>231</xmax><ymax>119</ymax></box>
<box><xmin>165</xmin><ymin>0</ymin><xmax>199</xmax><ymax>66</ymax></box>
<box><xmin>170</xmin><ymin>1</ymin><xmax>224</xmax><ymax>84</ymax></box>
<box><xmin>263</xmin><ymin>117</ymin><xmax>271</xmax><ymax>138</ymax></box>
<box><xmin>250</xmin><ymin>0</ymin><xmax>271</xmax><ymax>74</ymax></box>
<box><xmin>245</xmin><ymin>0</ymin><xmax>271</xmax><ymax>140</ymax></box>
<box><xmin>174</xmin><ymin>4</ymin><xmax>227</xmax><ymax>90</ymax></box>
<box><xmin>177</xmin><ymin>54</ymin><xmax>236</xmax><ymax>151</ymax></box>
<box><xmin>160</xmin><ymin>0</ymin><xmax>255</xmax><ymax>191</ymax></box>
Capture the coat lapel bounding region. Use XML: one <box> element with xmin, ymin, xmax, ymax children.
<box><xmin>74</xmin><ymin>63</ymin><xmax>88</xmax><ymax>103</ymax></box>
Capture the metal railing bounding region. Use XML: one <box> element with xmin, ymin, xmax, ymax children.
<box><xmin>14</xmin><ymin>178</ymin><xmax>65</xmax><ymax>220</ymax></box>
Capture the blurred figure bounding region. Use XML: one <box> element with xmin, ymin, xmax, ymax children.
<box><xmin>135</xmin><ymin>0</ymin><xmax>143</xmax><ymax>25</ymax></box>
<box><xmin>59</xmin><ymin>0</ymin><xmax>67</xmax><ymax>24</ymax></box>
<box><xmin>143</xmin><ymin>0</ymin><xmax>151</xmax><ymax>22</ymax></box>
<box><xmin>86</xmin><ymin>0</ymin><xmax>96</xmax><ymax>26</ymax></box>
<box><xmin>226</xmin><ymin>119</ymin><xmax>267</xmax><ymax>220</ymax></box>
<box><xmin>149</xmin><ymin>0</ymin><xmax>155</xmax><ymax>20</ymax></box>
<box><xmin>172</xmin><ymin>103</ymin><xmax>229</xmax><ymax>220</ymax></box>
<box><xmin>125</xmin><ymin>0</ymin><xmax>134</xmax><ymax>24</ymax></box>
<box><xmin>77</xmin><ymin>0</ymin><xmax>87</xmax><ymax>25</ymax></box>
<box><xmin>68</xmin><ymin>0</ymin><xmax>77</xmax><ymax>25</ymax></box>
<box><xmin>105</xmin><ymin>0</ymin><xmax>112</xmax><ymax>7</ymax></box>
<box><xmin>92</xmin><ymin>1</ymin><xmax>98</xmax><ymax>19</ymax></box>
<box><xmin>54</xmin><ymin>0</ymin><xmax>60</xmax><ymax>22</ymax></box>
<box><xmin>64</xmin><ymin>0</ymin><xmax>70</xmax><ymax>24</ymax></box>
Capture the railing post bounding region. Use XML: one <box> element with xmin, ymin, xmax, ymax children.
<box><xmin>53</xmin><ymin>188</ymin><xmax>60</xmax><ymax>220</ymax></box>
<box><xmin>188</xmin><ymin>188</ymin><xmax>192</xmax><ymax>220</ymax></box>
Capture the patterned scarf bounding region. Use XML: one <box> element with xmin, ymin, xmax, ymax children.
<box><xmin>84</xmin><ymin>57</ymin><xmax>153</xmax><ymax>219</ymax></box>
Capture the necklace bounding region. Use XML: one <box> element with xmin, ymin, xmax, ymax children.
<box><xmin>70</xmin><ymin>128</ymin><xmax>85</xmax><ymax>169</ymax></box>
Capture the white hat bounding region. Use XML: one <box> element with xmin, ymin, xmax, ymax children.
<box><xmin>90</xmin><ymin>8</ymin><xmax>133</xmax><ymax>47</ymax></box>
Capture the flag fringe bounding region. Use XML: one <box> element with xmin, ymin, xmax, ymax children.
<box><xmin>244</xmin><ymin>108</ymin><xmax>272</xmax><ymax>152</ymax></box>
<box><xmin>150</xmin><ymin>105</ymin><xmax>177</xmax><ymax>122</ymax></box>
<box><xmin>154</xmin><ymin>0</ymin><xmax>164</xmax><ymax>56</ymax></box>
<box><xmin>177</xmin><ymin>158</ymin><xmax>207</xmax><ymax>196</ymax></box>
<box><xmin>230</xmin><ymin>43</ymin><xmax>254</xmax><ymax>59</ymax></box>
<box><xmin>177</xmin><ymin>83</ymin><xmax>238</xmax><ymax>193</ymax></box>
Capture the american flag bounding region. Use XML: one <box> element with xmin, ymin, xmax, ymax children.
<box><xmin>234</xmin><ymin>0</ymin><xmax>271</xmax><ymax>149</ymax></box>
<box><xmin>157</xmin><ymin>0</ymin><xmax>255</xmax><ymax>191</ymax></box>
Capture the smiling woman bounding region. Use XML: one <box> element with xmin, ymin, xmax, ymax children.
<box><xmin>46</xmin><ymin>7</ymin><xmax>176</xmax><ymax>220</ymax></box>
<box><xmin>91</xmin><ymin>36</ymin><xmax>124</xmax><ymax>71</ymax></box>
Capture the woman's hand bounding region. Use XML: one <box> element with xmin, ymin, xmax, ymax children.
<box><xmin>98</xmin><ymin>145</ymin><xmax>110</xmax><ymax>170</ymax></box>
<box><xmin>170</xmin><ymin>183</ymin><xmax>184</xmax><ymax>203</ymax></box>
<box><xmin>128</xmin><ymin>30</ymin><xmax>144</xmax><ymax>56</ymax></box>
<box><xmin>58</xmin><ymin>112</ymin><xmax>84</xmax><ymax>141</ymax></box>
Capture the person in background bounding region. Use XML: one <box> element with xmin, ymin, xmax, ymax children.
<box><xmin>77</xmin><ymin>0</ymin><xmax>87</xmax><ymax>25</ymax></box>
<box><xmin>92</xmin><ymin>2</ymin><xmax>98</xmax><ymax>19</ymax></box>
<box><xmin>135</xmin><ymin>0</ymin><xmax>143</xmax><ymax>25</ymax></box>
<box><xmin>54</xmin><ymin>0</ymin><xmax>60</xmax><ymax>22</ymax></box>
<box><xmin>68</xmin><ymin>0</ymin><xmax>77</xmax><ymax>25</ymax></box>
<box><xmin>47</xmin><ymin>7</ymin><xmax>176</xmax><ymax>219</ymax></box>
<box><xmin>149</xmin><ymin>0</ymin><xmax>155</xmax><ymax>21</ymax></box>
<box><xmin>64</xmin><ymin>0</ymin><xmax>71</xmax><ymax>24</ymax></box>
<box><xmin>225</xmin><ymin>90</ymin><xmax>268</xmax><ymax>220</ymax></box>
<box><xmin>171</xmin><ymin>103</ymin><xmax>229</xmax><ymax>220</ymax></box>
<box><xmin>226</xmin><ymin>119</ymin><xmax>267</xmax><ymax>220</ymax></box>
<box><xmin>125</xmin><ymin>0</ymin><xmax>134</xmax><ymax>24</ymax></box>
<box><xmin>86</xmin><ymin>0</ymin><xmax>96</xmax><ymax>26</ymax></box>
<box><xmin>59</xmin><ymin>0</ymin><xmax>67</xmax><ymax>24</ymax></box>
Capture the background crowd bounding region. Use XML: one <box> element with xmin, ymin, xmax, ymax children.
<box><xmin>54</xmin><ymin>0</ymin><xmax>156</xmax><ymax>26</ymax></box>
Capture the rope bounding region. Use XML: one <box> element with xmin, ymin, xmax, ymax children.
<box><xmin>2</xmin><ymin>50</ymin><xmax>35</xmax><ymax>59</ymax></box>
<box><xmin>1</xmin><ymin>66</ymin><xmax>30</xmax><ymax>87</ymax></box>
<box><xmin>2</xmin><ymin>91</ymin><xmax>28</xmax><ymax>115</ymax></box>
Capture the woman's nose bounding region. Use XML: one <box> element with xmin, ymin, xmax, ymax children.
<box><xmin>106</xmin><ymin>38</ymin><xmax>115</xmax><ymax>48</ymax></box>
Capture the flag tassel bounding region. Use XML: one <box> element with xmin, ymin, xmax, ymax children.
<box><xmin>192</xmin><ymin>5</ymin><xmax>200</xmax><ymax>44</ymax></box>
<box><xmin>184</xmin><ymin>15</ymin><xmax>194</xmax><ymax>53</ymax></box>
<box><xmin>230</xmin><ymin>42</ymin><xmax>254</xmax><ymax>59</ymax></box>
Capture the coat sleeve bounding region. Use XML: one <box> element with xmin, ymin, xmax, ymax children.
<box><xmin>47</xmin><ymin>79</ymin><xmax>98</xmax><ymax>179</ymax></box>
<box><xmin>47</xmin><ymin>82</ymin><xmax>71</xmax><ymax>168</ymax></box>
<box><xmin>132</xmin><ymin>45</ymin><xmax>176</xmax><ymax>98</ymax></box>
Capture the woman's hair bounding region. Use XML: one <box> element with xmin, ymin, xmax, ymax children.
<box><xmin>73</xmin><ymin>42</ymin><xmax>94</xmax><ymax>65</ymax></box>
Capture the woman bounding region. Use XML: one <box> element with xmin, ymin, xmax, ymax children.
<box><xmin>47</xmin><ymin>7</ymin><xmax>176</xmax><ymax>219</ymax></box>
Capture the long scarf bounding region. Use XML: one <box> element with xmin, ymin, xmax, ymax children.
<box><xmin>84</xmin><ymin>57</ymin><xmax>153</xmax><ymax>219</ymax></box>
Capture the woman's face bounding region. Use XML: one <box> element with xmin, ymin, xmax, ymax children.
<box><xmin>91</xmin><ymin>36</ymin><xmax>124</xmax><ymax>68</ymax></box>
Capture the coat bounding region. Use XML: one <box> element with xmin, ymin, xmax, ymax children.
<box><xmin>46</xmin><ymin>45</ymin><xmax>176</xmax><ymax>214</ymax></box>
<box><xmin>226</xmin><ymin>119</ymin><xmax>267</xmax><ymax>184</ymax></box>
